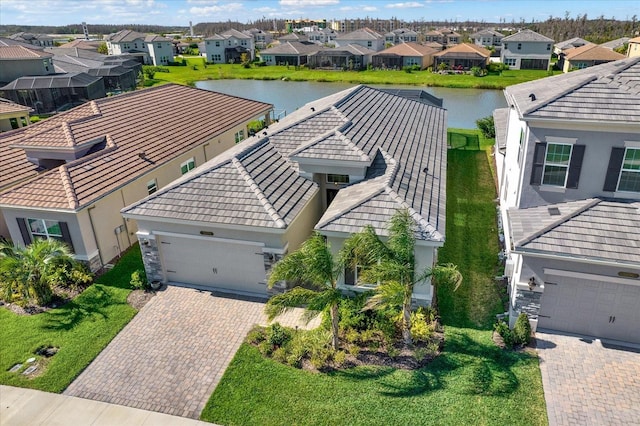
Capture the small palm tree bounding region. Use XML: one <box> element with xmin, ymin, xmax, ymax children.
<box><xmin>341</xmin><ymin>209</ymin><xmax>462</xmax><ymax>346</ymax></box>
<box><xmin>0</xmin><ymin>239</ymin><xmax>75</xmax><ymax>306</ymax></box>
<box><xmin>266</xmin><ymin>232</ymin><xmax>343</xmax><ymax>350</ymax></box>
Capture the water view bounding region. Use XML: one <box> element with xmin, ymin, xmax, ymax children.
<box><xmin>195</xmin><ymin>79</ymin><xmax>507</xmax><ymax>129</ymax></box>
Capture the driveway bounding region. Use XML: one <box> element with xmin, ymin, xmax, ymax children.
<box><xmin>536</xmin><ymin>331</ymin><xmax>640</xmax><ymax>426</ymax></box>
<box><xmin>64</xmin><ymin>285</ymin><xmax>319</xmax><ymax>419</ymax></box>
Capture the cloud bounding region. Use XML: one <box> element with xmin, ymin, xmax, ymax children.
<box><xmin>190</xmin><ymin>2</ymin><xmax>243</xmax><ymax>15</ymax></box>
<box><xmin>385</xmin><ymin>2</ymin><xmax>423</xmax><ymax>8</ymax></box>
<box><xmin>363</xmin><ymin>6</ymin><xmax>377</xmax><ymax>11</ymax></box>
<box><xmin>254</xmin><ymin>6</ymin><xmax>278</xmax><ymax>13</ymax></box>
<box><xmin>279</xmin><ymin>0</ymin><xmax>339</xmax><ymax>6</ymax></box>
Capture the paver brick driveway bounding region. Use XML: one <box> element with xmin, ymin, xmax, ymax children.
<box><xmin>64</xmin><ymin>285</ymin><xmax>318</xmax><ymax>419</ymax></box>
<box><xmin>536</xmin><ymin>331</ymin><xmax>640</xmax><ymax>426</ymax></box>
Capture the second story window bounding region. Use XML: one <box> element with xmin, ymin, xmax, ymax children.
<box><xmin>542</xmin><ymin>143</ymin><xmax>572</xmax><ymax>186</ymax></box>
<box><xmin>617</xmin><ymin>148</ymin><xmax>640</xmax><ymax>192</ymax></box>
<box><xmin>180</xmin><ymin>158</ymin><xmax>195</xmax><ymax>175</ymax></box>
<box><xmin>147</xmin><ymin>179</ymin><xmax>158</xmax><ymax>194</ymax></box>
<box><xmin>517</xmin><ymin>43</ymin><xmax>522</xmax><ymax>50</ymax></box>
<box><xmin>235</xmin><ymin>130</ymin><xmax>245</xmax><ymax>143</ymax></box>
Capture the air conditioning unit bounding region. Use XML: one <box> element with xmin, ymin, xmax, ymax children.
<box><xmin>504</xmin><ymin>258</ymin><xmax>515</xmax><ymax>278</ymax></box>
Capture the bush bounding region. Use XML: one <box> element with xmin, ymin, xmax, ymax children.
<box><xmin>413</xmin><ymin>347</ymin><xmax>428</xmax><ymax>362</ymax></box>
<box><xmin>513</xmin><ymin>313</ymin><xmax>532</xmax><ymax>345</ymax></box>
<box><xmin>471</xmin><ymin>66</ymin><xmax>487</xmax><ymax>77</ymax></box>
<box><xmin>272</xmin><ymin>347</ymin><xmax>288</xmax><ymax>363</ymax></box>
<box><xmin>334</xmin><ymin>350</ymin><xmax>347</xmax><ymax>366</ymax></box>
<box><xmin>476</xmin><ymin>115</ymin><xmax>495</xmax><ymax>139</ymax></box>
<box><xmin>266</xmin><ymin>322</ymin><xmax>292</xmax><ymax>347</ymax></box>
<box><xmin>487</xmin><ymin>62</ymin><xmax>509</xmax><ymax>73</ymax></box>
<box><xmin>130</xmin><ymin>269</ymin><xmax>149</xmax><ymax>290</ymax></box>
<box><xmin>493</xmin><ymin>320</ymin><xmax>515</xmax><ymax>348</ymax></box>
<box><xmin>246</xmin><ymin>325</ymin><xmax>266</xmax><ymax>344</ymax></box>
<box><xmin>410</xmin><ymin>310</ymin><xmax>435</xmax><ymax>343</ymax></box>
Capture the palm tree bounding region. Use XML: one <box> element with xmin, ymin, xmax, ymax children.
<box><xmin>340</xmin><ymin>209</ymin><xmax>462</xmax><ymax>346</ymax></box>
<box><xmin>0</xmin><ymin>239</ymin><xmax>75</xmax><ymax>306</ymax></box>
<box><xmin>266</xmin><ymin>232</ymin><xmax>343</xmax><ymax>350</ymax></box>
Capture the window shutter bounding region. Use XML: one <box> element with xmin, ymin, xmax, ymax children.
<box><xmin>59</xmin><ymin>222</ymin><xmax>75</xmax><ymax>253</ymax></box>
<box><xmin>603</xmin><ymin>147</ymin><xmax>625</xmax><ymax>192</ymax></box>
<box><xmin>16</xmin><ymin>218</ymin><xmax>32</xmax><ymax>245</ymax></box>
<box><xmin>530</xmin><ymin>142</ymin><xmax>547</xmax><ymax>185</ymax></box>
<box><xmin>566</xmin><ymin>144</ymin><xmax>585</xmax><ymax>189</ymax></box>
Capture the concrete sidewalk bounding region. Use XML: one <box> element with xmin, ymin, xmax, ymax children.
<box><xmin>0</xmin><ymin>385</ymin><xmax>215</xmax><ymax>426</ymax></box>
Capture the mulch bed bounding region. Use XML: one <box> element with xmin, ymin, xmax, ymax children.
<box><xmin>126</xmin><ymin>290</ymin><xmax>156</xmax><ymax>310</ymax></box>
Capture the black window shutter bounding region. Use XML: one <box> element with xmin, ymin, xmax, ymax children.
<box><xmin>59</xmin><ymin>222</ymin><xmax>75</xmax><ymax>253</ymax></box>
<box><xmin>16</xmin><ymin>218</ymin><xmax>32</xmax><ymax>245</ymax></box>
<box><xmin>566</xmin><ymin>145</ymin><xmax>585</xmax><ymax>189</ymax></box>
<box><xmin>603</xmin><ymin>147</ymin><xmax>625</xmax><ymax>192</ymax></box>
<box><xmin>530</xmin><ymin>142</ymin><xmax>547</xmax><ymax>185</ymax></box>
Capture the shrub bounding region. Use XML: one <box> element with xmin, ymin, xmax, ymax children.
<box><xmin>266</xmin><ymin>322</ymin><xmax>292</xmax><ymax>347</ymax></box>
<box><xmin>513</xmin><ymin>313</ymin><xmax>532</xmax><ymax>346</ymax></box>
<box><xmin>246</xmin><ymin>325</ymin><xmax>266</xmax><ymax>344</ymax></box>
<box><xmin>476</xmin><ymin>115</ymin><xmax>495</xmax><ymax>139</ymax></box>
<box><xmin>272</xmin><ymin>347</ymin><xmax>288</xmax><ymax>363</ymax></box>
<box><xmin>345</xmin><ymin>329</ymin><xmax>360</xmax><ymax>343</ymax></box>
<box><xmin>258</xmin><ymin>340</ymin><xmax>273</xmax><ymax>356</ymax></box>
<box><xmin>413</xmin><ymin>347</ymin><xmax>428</xmax><ymax>362</ymax></box>
<box><xmin>471</xmin><ymin>66</ymin><xmax>487</xmax><ymax>77</ymax></box>
<box><xmin>493</xmin><ymin>320</ymin><xmax>515</xmax><ymax>348</ymax></box>
<box><xmin>387</xmin><ymin>346</ymin><xmax>400</xmax><ymax>358</ymax></box>
<box><xmin>334</xmin><ymin>350</ymin><xmax>347</xmax><ymax>366</ymax></box>
<box><xmin>348</xmin><ymin>345</ymin><xmax>360</xmax><ymax>357</ymax></box>
<box><xmin>130</xmin><ymin>269</ymin><xmax>149</xmax><ymax>291</ymax></box>
<box><xmin>403</xmin><ymin>66</ymin><xmax>413</xmax><ymax>73</ymax></box>
<box><xmin>410</xmin><ymin>310</ymin><xmax>435</xmax><ymax>343</ymax></box>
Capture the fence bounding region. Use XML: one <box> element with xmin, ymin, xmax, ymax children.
<box><xmin>447</xmin><ymin>130</ymin><xmax>480</xmax><ymax>150</ymax></box>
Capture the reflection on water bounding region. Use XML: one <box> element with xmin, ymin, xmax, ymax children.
<box><xmin>195</xmin><ymin>79</ymin><xmax>507</xmax><ymax>129</ymax></box>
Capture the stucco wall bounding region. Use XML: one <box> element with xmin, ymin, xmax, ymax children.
<box><xmin>0</xmin><ymin>58</ymin><xmax>54</xmax><ymax>84</ymax></box>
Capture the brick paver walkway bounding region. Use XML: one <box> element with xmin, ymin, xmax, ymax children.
<box><xmin>64</xmin><ymin>286</ymin><xmax>319</xmax><ymax>419</ymax></box>
<box><xmin>537</xmin><ymin>331</ymin><xmax>640</xmax><ymax>426</ymax></box>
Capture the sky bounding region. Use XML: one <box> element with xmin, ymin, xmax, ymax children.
<box><xmin>1</xmin><ymin>0</ymin><xmax>639</xmax><ymax>27</ymax></box>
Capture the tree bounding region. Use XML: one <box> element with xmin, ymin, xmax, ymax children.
<box><xmin>0</xmin><ymin>239</ymin><xmax>76</xmax><ymax>306</ymax></box>
<box><xmin>266</xmin><ymin>232</ymin><xmax>343</xmax><ymax>350</ymax></box>
<box><xmin>476</xmin><ymin>115</ymin><xmax>495</xmax><ymax>139</ymax></box>
<box><xmin>341</xmin><ymin>209</ymin><xmax>462</xmax><ymax>346</ymax></box>
<box><xmin>97</xmin><ymin>42</ymin><xmax>108</xmax><ymax>55</ymax></box>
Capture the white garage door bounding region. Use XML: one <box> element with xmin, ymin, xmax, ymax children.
<box><xmin>159</xmin><ymin>235</ymin><xmax>267</xmax><ymax>295</ymax></box>
<box><xmin>538</xmin><ymin>274</ymin><xmax>640</xmax><ymax>344</ymax></box>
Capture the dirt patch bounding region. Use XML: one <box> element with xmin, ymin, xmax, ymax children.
<box><xmin>127</xmin><ymin>290</ymin><xmax>156</xmax><ymax>310</ymax></box>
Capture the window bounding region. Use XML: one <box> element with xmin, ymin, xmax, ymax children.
<box><xmin>542</xmin><ymin>143</ymin><xmax>572</xmax><ymax>186</ymax></box>
<box><xmin>212</xmin><ymin>54</ymin><xmax>222</xmax><ymax>61</ymax></box>
<box><xmin>517</xmin><ymin>43</ymin><xmax>522</xmax><ymax>50</ymax></box>
<box><xmin>28</xmin><ymin>218</ymin><xmax>63</xmax><ymax>241</ymax></box>
<box><xmin>157</xmin><ymin>43</ymin><xmax>161</xmax><ymax>48</ymax></box>
<box><xmin>618</xmin><ymin>148</ymin><xmax>640</xmax><ymax>192</ymax></box>
<box><xmin>547</xmin><ymin>43</ymin><xmax>551</xmax><ymax>51</ymax></box>
<box><xmin>180</xmin><ymin>158</ymin><xmax>195</xmax><ymax>174</ymax></box>
<box><xmin>367</xmin><ymin>41</ymin><xmax>372</xmax><ymax>47</ymax></box>
<box><xmin>147</xmin><ymin>179</ymin><xmax>158</xmax><ymax>194</ymax></box>
<box><xmin>134</xmin><ymin>43</ymin><xmax>137</xmax><ymax>49</ymax></box>
<box><xmin>235</xmin><ymin>129</ymin><xmax>245</xmax><ymax>143</ymax></box>
<box><xmin>9</xmin><ymin>118</ymin><xmax>19</xmax><ymax>129</ymax></box>
<box><xmin>215</xmin><ymin>41</ymin><xmax>220</xmax><ymax>47</ymax></box>
<box><xmin>504</xmin><ymin>58</ymin><xmax>516</xmax><ymax>66</ymax></box>
<box><xmin>504</xmin><ymin>43</ymin><xmax>508</xmax><ymax>49</ymax></box>
<box><xmin>327</xmin><ymin>174</ymin><xmax>350</xmax><ymax>184</ymax></box>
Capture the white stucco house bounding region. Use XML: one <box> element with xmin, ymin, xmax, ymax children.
<box><xmin>495</xmin><ymin>57</ymin><xmax>640</xmax><ymax>344</ymax></box>
<box><xmin>202</xmin><ymin>29</ymin><xmax>255</xmax><ymax>64</ymax></box>
<box><xmin>106</xmin><ymin>30</ymin><xmax>173</xmax><ymax>66</ymax></box>
<box><xmin>500</xmin><ymin>29</ymin><xmax>553</xmax><ymax>70</ymax></box>
<box><xmin>122</xmin><ymin>86</ymin><xmax>448</xmax><ymax>304</ymax></box>
<box><xmin>335</xmin><ymin>28</ymin><xmax>385</xmax><ymax>52</ymax></box>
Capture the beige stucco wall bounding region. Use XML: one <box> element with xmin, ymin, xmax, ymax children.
<box><xmin>282</xmin><ymin>190</ymin><xmax>322</xmax><ymax>252</ymax></box>
<box><xmin>627</xmin><ymin>41</ymin><xmax>640</xmax><ymax>58</ymax></box>
<box><xmin>0</xmin><ymin>111</ymin><xmax>30</xmax><ymax>132</ymax></box>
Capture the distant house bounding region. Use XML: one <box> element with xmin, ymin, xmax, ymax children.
<box><xmin>202</xmin><ymin>29</ymin><xmax>254</xmax><ymax>64</ymax></box>
<box><xmin>495</xmin><ymin>58</ymin><xmax>640</xmax><ymax>345</ymax></box>
<box><xmin>335</xmin><ymin>28</ymin><xmax>385</xmax><ymax>52</ymax></box>
<box><xmin>424</xmin><ymin>30</ymin><xmax>461</xmax><ymax>47</ymax></box>
<box><xmin>0</xmin><ymin>98</ymin><xmax>30</xmax><ymax>132</ymax></box>
<box><xmin>384</xmin><ymin>28</ymin><xmax>418</xmax><ymax>45</ymax></box>
<box><xmin>9</xmin><ymin>33</ymin><xmax>54</xmax><ymax>48</ymax></box>
<box><xmin>259</xmin><ymin>41</ymin><xmax>322</xmax><ymax>66</ymax></box>
<box><xmin>500</xmin><ymin>29</ymin><xmax>553</xmax><ymax>70</ymax></box>
<box><xmin>470</xmin><ymin>29</ymin><xmax>503</xmax><ymax>49</ymax></box>
<box><xmin>600</xmin><ymin>37</ymin><xmax>630</xmax><ymax>51</ymax></box>
<box><xmin>307</xmin><ymin>28</ymin><xmax>338</xmax><ymax>45</ymax></box>
<box><xmin>433</xmin><ymin>43</ymin><xmax>490</xmax><ymax>70</ymax></box>
<box><xmin>308</xmin><ymin>44</ymin><xmax>375</xmax><ymax>69</ymax></box>
<box><xmin>278</xmin><ymin>33</ymin><xmax>308</xmax><ymax>42</ymax></box>
<box><xmin>50</xmin><ymin>51</ymin><xmax>137</xmax><ymax>93</ymax></box>
<box><xmin>554</xmin><ymin>37</ymin><xmax>590</xmax><ymax>55</ymax></box>
<box><xmin>57</xmin><ymin>39</ymin><xmax>103</xmax><ymax>51</ymax></box>
<box><xmin>0</xmin><ymin>45</ymin><xmax>55</xmax><ymax>84</ymax></box>
<box><xmin>628</xmin><ymin>36</ymin><xmax>640</xmax><ymax>58</ymax></box>
<box><xmin>106</xmin><ymin>30</ymin><xmax>172</xmax><ymax>65</ymax></box>
<box><xmin>244</xmin><ymin>28</ymin><xmax>272</xmax><ymax>50</ymax></box>
<box><xmin>144</xmin><ymin>35</ymin><xmax>173</xmax><ymax>66</ymax></box>
<box><xmin>562</xmin><ymin>43</ymin><xmax>625</xmax><ymax>72</ymax></box>
<box><xmin>372</xmin><ymin>42</ymin><xmax>437</xmax><ymax>69</ymax></box>
<box><xmin>0</xmin><ymin>84</ymin><xmax>272</xmax><ymax>270</ymax></box>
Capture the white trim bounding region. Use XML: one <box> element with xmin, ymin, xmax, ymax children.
<box><xmin>538</xmin><ymin>186</ymin><xmax>566</xmax><ymax>193</ymax></box>
<box><xmin>512</xmin><ymin>248</ymin><xmax>639</xmax><ymax>268</ymax></box>
<box><xmin>153</xmin><ymin>230</ymin><xmax>265</xmax><ymax>247</ymax></box>
<box><xmin>262</xmin><ymin>243</ymin><xmax>288</xmax><ymax>255</ymax></box>
<box><xmin>123</xmin><ymin>213</ymin><xmax>287</xmax><ymax>234</ymax></box>
<box><xmin>543</xmin><ymin>268</ymin><xmax>640</xmax><ymax>287</ymax></box>
<box><xmin>545</xmin><ymin>136</ymin><xmax>577</xmax><ymax>144</ymax></box>
<box><xmin>73</xmin><ymin>249</ymin><xmax>100</xmax><ymax>262</ymax></box>
<box><xmin>541</xmin><ymin>142</ymin><xmax>572</xmax><ymax>187</ymax></box>
<box><xmin>624</xmin><ymin>140</ymin><xmax>640</xmax><ymax>148</ymax></box>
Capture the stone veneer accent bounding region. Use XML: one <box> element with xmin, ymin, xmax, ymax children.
<box><xmin>86</xmin><ymin>252</ymin><xmax>103</xmax><ymax>273</ymax></box>
<box><xmin>138</xmin><ymin>237</ymin><xmax>163</xmax><ymax>284</ymax></box>
<box><xmin>513</xmin><ymin>288</ymin><xmax>541</xmax><ymax>319</ymax></box>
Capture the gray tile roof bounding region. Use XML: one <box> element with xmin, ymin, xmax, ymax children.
<box><xmin>337</xmin><ymin>28</ymin><xmax>384</xmax><ymax>41</ymax></box>
<box><xmin>260</xmin><ymin>41</ymin><xmax>322</xmax><ymax>55</ymax></box>
<box><xmin>554</xmin><ymin>37</ymin><xmax>590</xmax><ymax>51</ymax></box>
<box><xmin>600</xmin><ymin>37</ymin><xmax>630</xmax><ymax>50</ymax></box>
<box><xmin>508</xmin><ymin>198</ymin><xmax>640</xmax><ymax>265</ymax></box>
<box><xmin>493</xmin><ymin>108</ymin><xmax>509</xmax><ymax>150</ymax></box>
<box><xmin>505</xmin><ymin>57</ymin><xmax>640</xmax><ymax>122</ymax></box>
<box><xmin>502</xmin><ymin>29</ymin><xmax>554</xmax><ymax>43</ymax></box>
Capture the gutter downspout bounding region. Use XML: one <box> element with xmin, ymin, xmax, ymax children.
<box><xmin>87</xmin><ymin>205</ymin><xmax>104</xmax><ymax>268</ymax></box>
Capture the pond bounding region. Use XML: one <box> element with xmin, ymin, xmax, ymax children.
<box><xmin>195</xmin><ymin>79</ymin><xmax>507</xmax><ymax>129</ymax></box>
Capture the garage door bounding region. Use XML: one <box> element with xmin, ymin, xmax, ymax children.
<box><xmin>538</xmin><ymin>274</ymin><xmax>640</xmax><ymax>344</ymax></box>
<box><xmin>159</xmin><ymin>235</ymin><xmax>267</xmax><ymax>295</ymax></box>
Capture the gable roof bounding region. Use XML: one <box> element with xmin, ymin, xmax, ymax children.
<box><xmin>144</xmin><ymin>34</ymin><xmax>171</xmax><ymax>43</ymax></box>
<box><xmin>600</xmin><ymin>37</ymin><xmax>630</xmax><ymax>50</ymax></box>
<box><xmin>0</xmin><ymin>98</ymin><xmax>30</xmax><ymax>115</ymax></box>
<box><xmin>57</xmin><ymin>39</ymin><xmax>103</xmax><ymax>50</ymax></box>
<box><xmin>337</xmin><ymin>28</ymin><xmax>384</xmax><ymax>41</ymax></box>
<box><xmin>221</xmin><ymin>29</ymin><xmax>252</xmax><ymax>40</ymax></box>
<box><xmin>124</xmin><ymin>86</ymin><xmax>448</xmax><ymax>242</ymax></box>
<box><xmin>0</xmin><ymin>37</ymin><xmax>44</xmax><ymax>49</ymax></box>
<box><xmin>555</xmin><ymin>37</ymin><xmax>590</xmax><ymax>51</ymax></box>
<box><xmin>260</xmin><ymin>41</ymin><xmax>322</xmax><ymax>55</ymax></box>
<box><xmin>373</xmin><ymin>42</ymin><xmax>437</xmax><ymax>57</ymax></box>
<box><xmin>565</xmin><ymin>43</ymin><xmax>626</xmax><ymax>61</ymax></box>
<box><xmin>0</xmin><ymin>84</ymin><xmax>272</xmax><ymax>210</ymax></box>
<box><xmin>433</xmin><ymin>43</ymin><xmax>490</xmax><ymax>58</ymax></box>
<box><xmin>505</xmin><ymin>57</ymin><xmax>640</xmax><ymax>122</ymax></box>
<box><xmin>471</xmin><ymin>29</ymin><xmax>503</xmax><ymax>38</ymax></box>
<box><xmin>508</xmin><ymin>198</ymin><xmax>640</xmax><ymax>266</ymax></box>
<box><xmin>107</xmin><ymin>30</ymin><xmax>146</xmax><ymax>43</ymax></box>
<box><xmin>502</xmin><ymin>29</ymin><xmax>553</xmax><ymax>43</ymax></box>
<box><xmin>0</xmin><ymin>45</ymin><xmax>52</xmax><ymax>59</ymax></box>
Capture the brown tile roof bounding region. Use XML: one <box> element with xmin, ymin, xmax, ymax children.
<box><xmin>0</xmin><ymin>84</ymin><xmax>272</xmax><ymax>210</ymax></box>
<box><xmin>0</xmin><ymin>45</ymin><xmax>53</xmax><ymax>59</ymax></box>
<box><xmin>433</xmin><ymin>43</ymin><xmax>490</xmax><ymax>58</ymax></box>
<box><xmin>374</xmin><ymin>42</ymin><xmax>438</xmax><ymax>57</ymax></box>
<box><xmin>57</xmin><ymin>40</ymin><xmax>103</xmax><ymax>50</ymax></box>
<box><xmin>565</xmin><ymin>43</ymin><xmax>626</xmax><ymax>61</ymax></box>
<box><xmin>0</xmin><ymin>98</ymin><xmax>30</xmax><ymax>114</ymax></box>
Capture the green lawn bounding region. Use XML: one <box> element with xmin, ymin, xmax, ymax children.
<box><xmin>146</xmin><ymin>58</ymin><xmax>555</xmax><ymax>89</ymax></box>
<box><xmin>0</xmin><ymin>247</ymin><xmax>143</xmax><ymax>392</ymax></box>
<box><xmin>200</xmin><ymin>133</ymin><xmax>547</xmax><ymax>425</ymax></box>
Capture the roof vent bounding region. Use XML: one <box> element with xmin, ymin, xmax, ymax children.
<box><xmin>548</xmin><ymin>207</ymin><xmax>561</xmax><ymax>216</ymax></box>
<box><xmin>529</xmin><ymin>93</ymin><xmax>536</xmax><ymax>101</ymax></box>
<box><xmin>310</xmin><ymin>107</ymin><xmax>315</xmax><ymax>112</ymax></box>
<box><xmin>423</xmin><ymin>167</ymin><xmax>428</xmax><ymax>173</ymax></box>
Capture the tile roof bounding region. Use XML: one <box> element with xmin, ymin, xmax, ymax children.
<box><xmin>433</xmin><ymin>43</ymin><xmax>491</xmax><ymax>58</ymax></box>
<box><xmin>600</xmin><ymin>37</ymin><xmax>631</xmax><ymax>50</ymax></box>
<box><xmin>0</xmin><ymin>84</ymin><xmax>272</xmax><ymax>210</ymax></box>
<box><xmin>554</xmin><ymin>37</ymin><xmax>590</xmax><ymax>51</ymax></box>
<box><xmin>373</xmin><ymin>42</ymin><xmax>438</xmax><ymax>57</ymax></box>
<box><xmin>493</xmin><ymin>108</ymin><xmax>509</xmax><ymax>151</ymax></box>
<box><xmin>107</xmin><ymin>30</ymin><xmax>146</xmax><ymax>43</ymax></box>
<box><xmin>125</xmin><ymin>86</ymin><xmax>447</xmax><ymax>241</ymax></box>
<box><xmin>0</xmin><ymin>45</ymin><xmax>53</xmax><ymax>59</ymax></box>
<box><xmin>508</xmin><ymin>199</ymin><xmax>640</xmax><ymax>265</ymax></box>
<box><xmin>260</xmin><ymin>41</ymin><xmax>322</xmax><ymax>55</ymax></box>
<box><xmin>564</xmin><ymin>43</ymin><xmax>626</xmax><ymax>61</ymax></box>
<box><xmin>337</xmin><ymin>28</ymin><xmax>384</xmax><ymax>41</ymax></box>
<box><xmin>0</xmin><ymin>98</ymin><xmax>30</xmax><ymax>114</ymax></box>
<box><xmin>505</xmin><ymin>57</ymin><xmax>640</xmax><ymax>122</ymax></box>
<box><xmin>57</xmin><ymin>40</ymin><xmax>103</xmax><ymax>50</ymax></box>
<box><xmin>502</xmin><ymin>29</ymin><xmax>554</xmax><ymax>43</ymax></box>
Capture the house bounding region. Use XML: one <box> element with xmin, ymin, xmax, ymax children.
<box><xmin>627</xmin><ymin>36</ymin><xmax>640</xmax><ymax>58</ymax></box>
<box><xmin>424</xmin><ymin>30</ymin><xmax>461</xmax><ymax>47</ymax></box>
<box><xmin>307</xmin><ymin>44</ymin><xmax>375</xmax><ymax>69</ymax></box>
<box><xmin>372</xmin><ymin>42</ymin><xmax>437</xmax><ymax>69</ymax></box>
<box><xmin>259</xmin><ymin>41</ymin><xmax>322</xmax><ymax>66</ymax></box>
<box><xmin>307</xmin><ymin>28</ymin><xmax>338</xmax><ymax>45</ymax></box>
<box><xmin>9</xmin><ymin>33</ymin><xmax>54</xmax><ymax>48</ymax></box>
<box><xmin>500</xmin><ymin>29</ymin><xmax>553</xmax><ymax>70</ymax></box>
<box><xmin>600</xmin><ymin>37</ymin><xmax>630</xmax><ymax>51</ymax></box>
<box><xmin>495</xmin><ymin>57</ymin><xmax>640</xmax><ymax>344</ymax></box>
<box><xmin>433</xmin><ymin>43</ymin><xmax>490</xmax><ymax>70</ymax></box>
<box><xmin>384</xmin><ymin>28</ymin><xmax>418</xmax><ymax>45</ymax></box>
<box><xmin>0</xmin><ymin>45</ymin><xmax>55</xmax><ymax>84</ymax></box>
<box><xmin>561</xmin><ymin>43</ymin><xmax>626</xmax><ymax>72</ymax></box>
<box><xmin>202</xmin><ymin>29</ymin><xmax>254</xmax><ymax>64</ymax></box>
<box><xmin>277</xmin><ymin>33</ymin><xmax>308</xmax><ymax>43</ymax></box>
<box><xmin>244</xmin><ymin>28</ymin><xmax>273</xmax><ymax>50</ymax></box>
<box><xmin>553</xmin><ymin>37</ymin><xmax>590</xmax><ymax>55</ymax></box>
<box><xmin>0</xmin><ymin>73</ymin><xmax>106</xmax><ymax>114</ymax></box>
<box><xmin>470</xmin><ymin>29</ymin><xmax>503</xmax><ymax>50</ymax></box>
<box><xmin>57</xmin><ymin>39</ymin><xmax>103</xmax><ymax>51</ymax></box>
<box><xmin>51</xmin><ymin>53</ymin><xmax>137</xmax><ymax>93</ymax></box>
<box><xmin>335</xmin><ymin>28</ymin><xmax>385</xmax><ymax>52</ymax></box>
<box><xmin>144</xmin><ymin>35</ymin><xmax>173</xmax><ymax>66</ymax></box>
<box><xmin>121</xmin><ymin>86</ymin><xmax>448</xmax><ymax>304</ymax></box>
<box><xmin>106</xmin><ymin>30</ymin><xmax>172</xmax><ymax>65</ymax></box>
<box><xmin>0</xmin><ymin>84</ymin><xmax>272</xmax><ymax>270</ymax></box>
<box><xmin>0</xmin><ymin>98</ymin><xmax>30</xmax><ymax>132</ymax></box>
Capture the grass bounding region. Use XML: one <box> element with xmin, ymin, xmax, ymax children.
<box><xmin>200</xmin><ymin>132</ymin><xmax>547</xmax><ymax>425</ymax></box>
<box><xmin>0</xmin><ymin>247</ymin><xmax>143</xmax><ymax>392</ymax></box>
<box><xmin>146</xmin><ymin>58</ymin><xmax>555</xmax><ymax>89</ymax></box>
